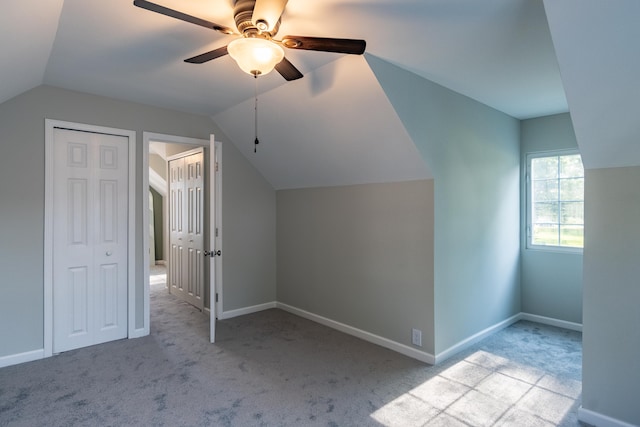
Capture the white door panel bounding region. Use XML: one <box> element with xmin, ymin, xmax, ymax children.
<box><xmin>186</xmin><ymin>152</ymin><xmax>204</xmax><ymax>306</ymax></box>
<box><xmin>209</xmin><ymin>137</ymin><xmax>218</xmax><ymax>343</ymax></box>
<box><xmin>53</xmin><ymin>129</ymin><xmax>128</xmax><ymax>353</ymax></box>
<box><xmin>168</xmin><ymin>150</ymin><xmax>204</xmax><ymax>310</ymax></box>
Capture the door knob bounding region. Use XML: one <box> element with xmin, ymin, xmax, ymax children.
<box><xmin>204</xmin><ymin>250</ymin><xmax>221</xmax><ymax>257</ymax></box>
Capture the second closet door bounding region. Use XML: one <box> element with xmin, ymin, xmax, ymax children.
<box><xmin>169</xmin><ymin>149</ymin><xmax>204</xmax><ymax>310</ymax></box>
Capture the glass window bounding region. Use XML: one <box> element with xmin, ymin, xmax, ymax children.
<box><xmin>528</xmin><ymin>152</ymin><xmax>584</xmax><ymax>249</ymax></box>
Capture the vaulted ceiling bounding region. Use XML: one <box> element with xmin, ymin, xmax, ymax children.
<box><xmin>1</xmin><ymin>0</ymin><xmax>638</xmax><ymax>188</ymax></box>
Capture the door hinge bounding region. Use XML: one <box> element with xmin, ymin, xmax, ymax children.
<box><xmin>215</xmin><ymin>161</ymin><xmax>219</xmax><ymax>172</ymax></box>
<box><xmin>215</xmin><ymin>293</ymin><xmax>219</xmax><ymax>303</ymax></box>
<box><xmin>215</xmin><ymin>227</ymin><xmax>219</xmax><ymax>237</ymax></box>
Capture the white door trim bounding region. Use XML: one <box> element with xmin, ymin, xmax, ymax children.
<box><xmin>213</xmin><ymin>141</ymin><xmax>223</xmax><ymax>321</ymax></box>
<box><xmin>44</xmin><ymin>119</ymin><xmax>136</xmax><ymax>357</ymax></box>
<box><xmin>142</xmin><ymin>132</ymin><xmax>218</xmax><ymax>339</ymax></box>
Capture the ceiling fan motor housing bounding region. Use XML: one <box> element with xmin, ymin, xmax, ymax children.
<box><xmin>234</xmin><ymin>0</ymin><xmax>280</xmax><ymax>36</ymax></box>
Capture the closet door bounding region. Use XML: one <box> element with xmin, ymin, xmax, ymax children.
<box><xmin>184</xmin><ymin>152</ymin><xmax>204</xmax><ymax>309</ymax></box>
<box><xmin>52</xmin><ymin>129</ymin><xmax>129</xmax><ymax>353</ymax></box>
<box><xmin>168</xmin><ymin>149</ymin><xmax>205</xmax><ymax>310</ymax></box>
<box><xmin>169</xmin><ymin>157</ymin><xmax>186</xmax><ymax>299</ymax></box>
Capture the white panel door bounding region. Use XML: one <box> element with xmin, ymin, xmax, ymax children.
<box><xmin>185</xmin><ymin>152</ymin><xmax>204</xmax><ymax>310</ymax></box>
<box><xmin>169</xmin><ymin>157</ymin><xmax>185</xmax><ymax>298</ymax></box>
<box><xmin>53</xmin><ymin>129</ymin><xmax>128</xmax><ymax>353</ymax></box>
<box><xmin>168</xmin><ymin>150</ymin><xmax>205</xmax><ymax>310</ymax></box>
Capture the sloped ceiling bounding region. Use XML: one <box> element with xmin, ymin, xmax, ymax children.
<box><xmin>0</xmin><ymin>1</ymin><xmax>64</xmax><ymax>103</ymax></box>
<box><xmin>0</xmin><ymin>0</ymin><xmax>585</xmax><ymax>189</ymax></box>
<box><xmin>214</xmin><ymin>55</ymin><xmax>431</xmax><ymax>189</ymax></box>
<box><xmin>544</xmin><ymin>0</ymin><xmax>640</xmax><ymax>170</ymax></box>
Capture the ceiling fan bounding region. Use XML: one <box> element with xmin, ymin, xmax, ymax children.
<box><xmin>133</xmin><ymin>0</ymin><xmax>367</xmax><ymax>80</ymax></box>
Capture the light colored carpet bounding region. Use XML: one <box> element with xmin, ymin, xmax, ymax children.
<box><xmin>0</xmin><ymin>282</ymin><xmax>585</xmax><ymax>426</ymax></box>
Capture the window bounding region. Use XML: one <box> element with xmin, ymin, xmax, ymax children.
<box><xmin>527</xmin><ymin>151</ymin><xmax>584</xmax><ymax>249</ymax></box>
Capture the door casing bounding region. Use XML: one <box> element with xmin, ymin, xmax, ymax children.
<box><xmin>142</xmin><ymin>132</ymin><xmax>222</xmax><ymax>342</ymax></box>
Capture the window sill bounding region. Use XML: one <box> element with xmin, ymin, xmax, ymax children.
<box><xmin>525</xmin><ymin>245</ymin><xmax>583</xmax><ymax>255</ymax></box>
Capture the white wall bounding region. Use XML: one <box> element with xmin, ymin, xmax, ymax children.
<box><xmin>582</xmin><ymin>166</ymin><xmax>640</xmax><ymax>426</ymax></box>
<box><xmin>149</xmin><ymin>153</ymin><xmax>166</xmax><ymax>180</ymax></box>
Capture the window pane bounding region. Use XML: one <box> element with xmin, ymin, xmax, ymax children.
<box><xmin>560</xmin><ymin>202</ymin><xmax>584</xmax><ymax>224</ymax></box>
<box><xmin>532</xmin><ymin>157</ymin><xmax>558</xmax><ymax>179</ymax></box>
<box><xmin>533</xmin><ymin>179</ymin><xmax>558</xmax><ymax>201</ymax></box>
<box><xmin>560</xmin><ymin>178</ymin><xmax>584</xmax><ymax>201</ymax></box>
<box><xmin>528</xmin><ymin>152</ymin><xmax>584</xmax><ymax>249</ymax></box>
<box><xmin>560</xmin><ymin>225</ymin><xmax>584</xmax><ymax>247</ymax></box>
<box><xmin>533</xmin><ymin>224</ymin><xmax>559</xmax><ymax>246</ymax></box>
<box><xmin>533</xmin><ymin>202</ymin><xmax>558</xmax><ymax>223</ymax></box>
<box><xmin>560</xmin><ymin>154</ymin><xmax>584</xmax><ymax>178</ymax></box>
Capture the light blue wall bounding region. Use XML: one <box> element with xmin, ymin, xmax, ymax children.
<box><xmin>520</xmin><ymin>114</ymin><xmax>582</xmax><ymax>323</ymax></box>
<box><xmin>366</xmin><ymin>55</ymin><xmax>521</xmax><ymax>354</ymax></box>
<box><xmin>582</xmin><ymin>166</ymin><xmax>640</xmax><ymax>426</ymax></box>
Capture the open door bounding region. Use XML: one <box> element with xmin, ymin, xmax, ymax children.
<box><xmin>208</xmin><ymin>135</ymin><xmax>221</xmax><ymax>343</ymax></box>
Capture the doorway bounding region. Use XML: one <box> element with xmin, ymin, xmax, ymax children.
<box><xmin>142</xmin><ymin>132</ymin><xmax>222</xmax><ymax>343</ymax></box>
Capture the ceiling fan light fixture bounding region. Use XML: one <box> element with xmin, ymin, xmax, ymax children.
<box><xmin>228</xmin><ymin>37</ymin><xmax>284</xmax><ymax>76</ymax></box>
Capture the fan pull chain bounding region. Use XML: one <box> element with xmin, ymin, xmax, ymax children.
<box><xmin>254</xmin><ymin>74</ymin><xmax>259</xmax><ymax>153</ymax></box>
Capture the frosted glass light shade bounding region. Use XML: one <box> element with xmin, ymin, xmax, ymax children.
<box><xmin>227</xmin><ymin>38</ymin><xmax>285</xmax><ymax>76</ymax></box>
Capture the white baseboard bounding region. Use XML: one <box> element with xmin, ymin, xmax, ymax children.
<box><xmin>0</xmin><ymin>311</ymin><xmax>585</xmax><ymax>370</ymax></box>
<box><xmin>220</xmin><ymin>302</ymin><xmax>277</xmax><ymax>320</ymax></box>
<box><xmin>129</xmin><ymin>327</ymin><xmax>148</xmax><ymax>339</ymax></box>
<box><xmin>520</xmin><ymin>313</ymin><xmax>583</xmax><ymax>332</ymax></box>
<box><xmin>434</xmin><ymin>314</ymin><xmax>521</xmax><ymax>364</ymax></box>
<box><xmin>0</xmin><ymin>349</ymin><xmax>44</xmax><ymax>369</ymax></box>
<box><xmin>578</xmin><ymin>406</ymin><xmax>638</xmax><ymax>427</ymax></box>
<box><xmin>276</xmin><ymin>302</ymin><xmax>436</xmax><ymax>364</ymax></box>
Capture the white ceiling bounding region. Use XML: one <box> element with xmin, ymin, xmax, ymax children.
<box><xmin>0</xmin><ymin>0</ymin><xmax>63</xmax><ymax>103</ymax></box>
<box><xmin>1</xmin><ymin>0</ymin><xmax>638</xmax><ymax>187</ymax></box>
<box><xmin>544</xmin><ymin>0</ymin><xmax>640</xmax><ymax>170</ymax></box>
<box><xmin>214</xmin><ymin>55</ymin><xmax>431</xmax><ymax>189</ymax></box>
<box><xmin>40</xmin><ymin>0</ymin><xmax>565</xmax><ymax>119</ymax></box>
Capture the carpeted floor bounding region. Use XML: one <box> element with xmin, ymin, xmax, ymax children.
<box><xmin>1</xmin><ymin>275</ymin><xmax>586</xmax><ymax>426</ymax></box>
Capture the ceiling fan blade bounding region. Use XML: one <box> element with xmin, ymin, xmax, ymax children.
<box><xmin>281</xmin><ymin>36</ymin><xmax>366</xmax><ymax>55</ymax></box>
<box><xmin>133</xmin><ymin>0</ymin><xmax>235</xmax><ymax>35</ymax></box>
<box><xmin>184</xmin><ymin>46</ymin><xmax>229</xmax><ymax>64</ymax></box>
<box><xmin>275</xmin><ymin>57</ymin><xmax>303</xmax><ymax>81</ymax></box>
<box><xmin>252</xmin><ymin>0</ymin><xmax>288</xmax><ymax>32</ymax></box>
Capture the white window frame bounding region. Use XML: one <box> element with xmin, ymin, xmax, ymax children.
<box><xmin>526</xmin><ymin>149</ymin><xmax>584</xmax><ymax>253</ymax></box>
